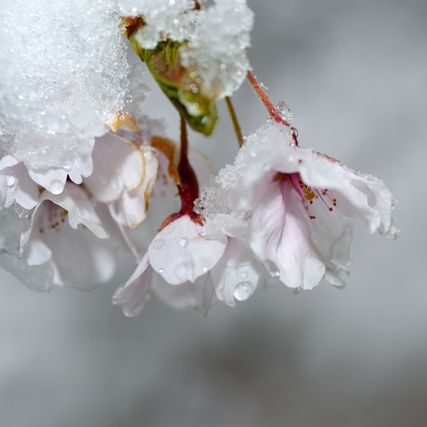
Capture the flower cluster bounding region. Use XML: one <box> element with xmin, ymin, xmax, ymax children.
<box><xmin>0</xmin><ymin>0</ymin><xmax>397</xmax><ymax>316</ymax></box>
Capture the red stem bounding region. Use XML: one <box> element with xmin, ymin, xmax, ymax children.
<box><xmin>247</xmin><ymin>70</ymin><xmax>299</xmax><ymax>145</ymax></box>
<box><xmin>177</xmin><ymin>116</ymin><xmax>201</xmax><ymax>221</ymax></box>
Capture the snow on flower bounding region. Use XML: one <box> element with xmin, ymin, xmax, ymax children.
<box><xmin>0</xmin><ymin>0</ymin><xmax>397</xmax><ymax>317</ymax></box>
<box><xmin>197</xmin><ymin>121</ymin><xmax>397</xmax><ymax>291</ymax></box>
<box><xmin>0</xmin><ymin>0</ymin><xmax>131</xmax><ymax>194</ymax></box>
<box><xmin>122</xmin><ymin>0</ymin><xmax>254</xmax><ymax>135</ymax></box>
<box><xmin>181</xmin><ymin>0</ymin><xmax>254</xmax><ymax>98</ymax></box>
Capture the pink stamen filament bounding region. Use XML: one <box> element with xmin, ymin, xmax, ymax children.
<box><xmin>285</xmin><ymin>173</ymin><xmax>337</xmax><ymax>220</ymax></box>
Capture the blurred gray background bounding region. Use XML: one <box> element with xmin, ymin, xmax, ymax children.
<box><xmin>1</xmin><ymin>0</ymin><xmax>426</xmax><ymax>426</ymax></box>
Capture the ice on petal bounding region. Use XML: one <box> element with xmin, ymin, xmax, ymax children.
<box><xmin>0</xmin><ymin>0</ymin><xmax>130</xmax><ymax>186</ymax></box>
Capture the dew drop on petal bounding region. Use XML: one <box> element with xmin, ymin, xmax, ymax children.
<box><xmin>151</xmin><ymin>239</ymin><xmax>166</xmax><ymax>250</ymax></box>
<box><xmin>265</xmin><ymin>260</ymin><xmax>280</xmax><ymax>278</ymax></box>
<box><xmin>48</xmin><ymin>180</ymin><xmax>63</xmax><ymax>195</ymax></box>
<box><xmin>179</xmin><ymin>238</ymin><xmax>188</xmax><ymax>248</ymax></box>
<box><xmin>234</xmin><ymin>281</ymin><xmax>255</xmax><ymax>302</ymax></box>
<box><xmin>6</xmin><ymin>176</ymin><xmax>15</xmax><ymax>187</ymax></box>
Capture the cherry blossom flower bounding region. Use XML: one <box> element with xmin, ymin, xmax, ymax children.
<box><xmin>113</xmin><ymin>214</ymin><xmax>227</xmax><ymax>316</ymax></box>
<box><xmin>198</xmin><ymin>121</ymin><xmax>397</xmax><ymax>291</ymax></box>
<box><xmin>85</xmin><ymin>133</ymin><xmax>159</xmax><ymax>229</ymax></box>
<box><xmin>0</xmin><ymin>182</ymin><xmax>130</xmax><ymax>291</ymax></box>
<box><xmin>0</xmin><ymin>0</ymin><xmax>132</xmax><ymax>194</ymax></box>
<box><xmin>0</xmin><ymin>0</ymin><xmax>398</xmax><ymax>316</ymax></box>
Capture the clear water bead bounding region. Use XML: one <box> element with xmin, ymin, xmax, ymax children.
<box><xmin>276</xmin><ymin>101</ymin><xmax>294</xmax><ymax>124</ymax></box>
<box><xmin>234</xmin><ymin>281</ymin><xmax>255</xmax><ymax>302</ymax></box>
<box><xmin>6</xmin><ymin>176</ymin><xmax>15</xmax><ymax>187</ymax></box>
<box><xmin>179</xmin><ymin>238</ymin><xmax>188</xmax><ymax>247</ymax></box>
<box><xmin>48</xmin><ymin>180</ymin><xmax>63</xmax><ymax>195</ymax></box>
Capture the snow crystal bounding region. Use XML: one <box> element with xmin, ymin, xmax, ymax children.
<box><xmin>196</xmin><ymin>121</ymin><xmax>293</xmax><ymax>218</ymax></box>
<box><xmin>0</xmin><ymin>0</ymin><xmax>130</xmax><ymax>187</ymax></box>
<box><xmin>120</xmin><ymin>0</ymin><xmax>253</xmax><ymax>99</ymax></box>
<box><xmin>119</xmin><ymin>0</ymin><xmax>196</xmax><ymax>48</ymax></box>
<box><xmin>181</xmin><ymin>0</ymin><xmax>254</xmax><ymax>98</ymax></box>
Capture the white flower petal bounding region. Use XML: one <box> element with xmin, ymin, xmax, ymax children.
<box><xmin>25</xmin><ymin>239</ymin><xmax>52</xmax><ymax>266</ymax></box>
<box><xmin>250</xmin><ymin>181</ymin><xmax>325</xmax><ymax>290</ymax></box>
<box><xmin>41</xmin><ymin>183</ymin><xmax>109</xmax><ymax>239</ymax></box>
<box><xmin>113</xmin><ymin>253</ymin><xmax>153</xmax><ymax>317</ymax></box>
<box><xmin>85</xmin><ymin>133</ymin><xmax>145</xmax><ymax>204</ymax></box>
<box><xmin>211</xmin><ymin>238</ymin><xmax>259</xmax><ymax>307</ymax></box>
<box><xmin>28</xmin><ymin>168</ymin><xmax>68</xmax><ymax>195</ymax></box>
<box><xmin>148</xmin><ymin>215</ymin><xmax>227</xmax><ymax>285</ymax></box>
<box><xmin>153</xmin><ymin>274</ymin><xmax>215</xmax><ymax>316</ymax></box>
<box><xmin>0</xmin><ymin>156</ymin><xmax>39</xmax><ymax>209</ymax></box>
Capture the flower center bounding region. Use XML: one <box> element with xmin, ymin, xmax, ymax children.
<box><xmin>277</xmin><ymin>173</ymin><xmax>337</xmax><ymax>220</ymax></box>
<box><xmin>39</xmin><ymin>202</ymin><xmax>68</xmax><ymax>235</ymax></box>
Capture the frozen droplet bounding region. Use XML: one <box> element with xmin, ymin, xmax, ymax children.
<box><xmin>386</xmin><ymin>222</ymin><xmax>400</xmax><ymax>241</ymax></box>
<box><xmin>6</xmin><ymin>176</ymin><xmax>15</xmax><ymax>187</ymax></box>
<box><xmin>151</xmin><ymin>239</ymin><xmax>166</xmax><ymax>250</ymax></box>
<box><xmin>234</xmin><ymin>281</ymin><xmax>255</xmax><ymax>302</ymax></box>
<box><xmin>174</xmin><ymin>262</ymin><xmax>193</xmax><ymax>282</ymax></box>
<box><xmin>179</xmin><ymin>238</ymin><xmax>188</xmax><ymax>247</ymax></box>
<box><xmin>276</xmin><ymin>101</ymin><xmax>294</xmax><ymax>124</ymax></box>
<box><xmin>48</xmin><ymin>180</ymin><xmax>63</xmax><ymax>195</ymax></box>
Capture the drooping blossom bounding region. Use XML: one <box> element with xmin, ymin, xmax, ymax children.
<box><xmin>197</xmin><ymin>121</ymin><xmax>397</xmax><ymax>291</ymax></box>
<box><xmin>113</xmin><ymin>214</ymin><xmax>228</xmax><ymax>316</ymax></box>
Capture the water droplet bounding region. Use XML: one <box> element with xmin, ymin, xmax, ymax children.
<box><xmin>265</xmin><ymin>260</ymin><xmax>280</xmax><ymax>278</ymax></box>
<box><xmin>234</xmin><ymin>281</ymin><xmax>255</xmax><ymax>302</ymax></box>
<box><xmin>151</xmin><ymin>239</ymin><xmax>166</xmax><ymax>250</ymax></box>
<box><xmin>6</xmin><ymin>176</ymin><xmax>15</xmax><ymax>187</ymax></box>
<box><xmin>174</xmin><ymin>262</ymin><xmax>193</xmax><ymax>282</ymax></box>
<box><xmin>276</xmin><ymin>101</ymin><xmax>294</xmax><ymax>124</ymax></box>
<box><xmin>49</xmin><ymin>180</ymin><xmax>63</xmax><ymax>195</ymax></box>
<box><xmin>179</xmin><ymin>238</ymin><xmax>188</xmax><ymax>247</ymax></box>
<box><xmin>241</xmin><ymin>271</ymin><xmax>248</xmax><ymax>279</ymax></box>
<box><xmin>158</xmin><ymin>268</ymin><xmax>164</xmax><ymax>274</ymax></box>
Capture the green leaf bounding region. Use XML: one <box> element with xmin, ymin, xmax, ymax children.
<box><xmin>128</xmin><ymin>35</ymin><xmax>218</xmax><ymax>136</ymax></box>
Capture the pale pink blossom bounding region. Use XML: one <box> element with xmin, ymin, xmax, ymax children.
<box><xmin>198</xmin><ymin>121</ymin><xmax>397</xmax><ymax>291</ymax></box>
